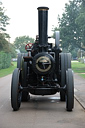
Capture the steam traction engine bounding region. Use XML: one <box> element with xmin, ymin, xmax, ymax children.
<box><xmin>11</xmin><ymin>7</ymin><xmax>74</xmax><ymax>111</ymax></box>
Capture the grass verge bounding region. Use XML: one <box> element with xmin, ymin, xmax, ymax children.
<box><xmin>0</xmin><ymin>62</ymin><xmax>17</xmax><ymax>78</ymax></box>
<box><xmin>71</xmin><ymin>61</ymin><xmax>85</xmax><ymax>78</ymax></box>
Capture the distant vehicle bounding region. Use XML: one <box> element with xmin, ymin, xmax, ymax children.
<box><xmin>11</xmin><ymin>58</ymin><xmax>17</xmax><ymax>62</ymax></box>
<box><xmin>11</xmin><ymin>7</ymin><xmax>74</xmax><ymax>112</ymax></box>
<box><xmin>72</xmin><ymin>57</ymin><xmax>78</xmax><ymax>60</ymax></box>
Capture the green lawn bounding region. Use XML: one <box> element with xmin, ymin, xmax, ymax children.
<box><xmin>0</xmin><ymin>62</ymin><xmax>17</xmax><ymax>77</ymax></box>
<box><xmin>71</xmin><ymin>61</ymin><xmax>85</xmax><ymax>78</ymax></box>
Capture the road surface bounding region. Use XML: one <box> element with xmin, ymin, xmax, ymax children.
<box><xmin>0</xmin><ymin>74</ymin><xmax>85</xmax><ymax>128</ymax></box>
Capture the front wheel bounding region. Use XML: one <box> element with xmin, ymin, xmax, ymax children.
<box><xmin>60</xmin><ymin>53</ymin><xmax>71</xmax><ymax>101</ymax></box>
<box><xmin>11</xmin><ymin>68</ymin><xmax>22</xmax><ymax>111</ymax></box>
<box><xmin>66</xmin><ymin>69</ymin><xmax>74</xmax><ymax>111</ymax></box>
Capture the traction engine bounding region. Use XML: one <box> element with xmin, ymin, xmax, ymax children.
<box><xmin>11</xmin><ymin>7</ymin><xmax>74</xmax><ymax>111</ymax></box>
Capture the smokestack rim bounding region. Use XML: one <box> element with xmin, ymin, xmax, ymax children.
<box><xmin>37</xmin><ymin>6</ymin><xmax>49</xmax><ymax>11</ymax></box>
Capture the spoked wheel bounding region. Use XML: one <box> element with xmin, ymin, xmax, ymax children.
<box><xmin>11</xmin><ymin>68</ymin><xmax>22</xmax><ymax>111</ymax></box>
<box><xmin>60</xmin><ymin>53</ymin><xmax>71</xmax><ymax>101</ymax></box>
<box><xmin>66</xmin><ymin>69</ymin><xmax>74</xmax><ymax>111</ymax></box>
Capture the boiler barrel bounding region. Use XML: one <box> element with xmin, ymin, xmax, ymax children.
<box><xmin>37</xmin><ymin>7</ymin><xmax>49</xmax><ymax>46</ymax></box>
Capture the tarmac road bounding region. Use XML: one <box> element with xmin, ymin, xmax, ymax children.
<box><xmin>0</xmin><ymin>74</ymin><xmax>85</xmax><ymax>128</ymax></box>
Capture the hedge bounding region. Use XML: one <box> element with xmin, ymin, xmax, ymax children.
<box><xmin>0</xmin><ymin>51</ymin><xmax>11</xmax><ymax>69</ymax></box>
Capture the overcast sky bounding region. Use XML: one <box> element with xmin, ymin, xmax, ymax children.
<box><xmin>1</xmin><ymin>0</ymin><xmax>69</xmax><ymax>42</ymax></box>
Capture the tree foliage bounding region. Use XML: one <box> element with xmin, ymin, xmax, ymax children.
<box><xmin>0</xmin><ymin>1</ymin><xmax>10</xmax><ymax>36</ymax></box>
<box><xmin>0</xmin><ymin>1</ymin><xmax>10</xmax><ymax>53</ymax></box>
<box><xmin>0</xmin><ymin>33</ymin><xmax>16</xmax><ymax>57</ymax></box>
<box><xmin>52</xmin><ymin>0</ymin><xmax>85</xmax><ymax>51</ymax></box>
<box><xmin>0</xmin><ymin>2</ymin><xmax>16</xmax><ymax>58</ymax></box>
<box><xmin>0</xmin><ymin>33</ymin><xmax>10</xmax><ymax>52</ymax></box>
<box><xmin>14</xmin><ymin>36</ymin><xmax>34</xmax><ymax>53</ymax></box>
<box><xmin>0</xmin><ymin>51</ymin><xmax>11</xmax><ymax>69</ymax></box>
<box><xmin>75</xmin><ymin>1</ymin><xmax>85</xmax><ymax>48</ymax></box>
<box><xmin>0</xmin><ymin>2</ymin><xmax>17</xmax><ymax>70</ymax></box>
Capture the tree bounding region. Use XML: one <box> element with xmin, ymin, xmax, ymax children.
<box><xmin>9</xmin><ymin>43</ymin><xmax>17</xmax><ymax>58</ymax></box>
<box><xmin>0</xmin><ymin>1</ymin><xmax>10</xmax><ymax>37</ymax></box>
<box><xmin>0</xmin><ymin>51</ymin><xmax>11</xmax><ymax>69</ymax></box>
<box><xmin>0</xmin><ymin>2</ymin><xmax>16</xmax><ymax>69</ymax></box>
<box><xmin>0</xmin><ymin>33</ymin><xmax>10</xmax><ymax>52</ymax></box>
<box><xmin>0</xmin><ymin>1</ymin><xmax>11</xmax><ymax>52</ymax></box>
<box><xmin>71</xmin><ymin>48</ymin><xmax>78</xmax><ymax>58</ymax></box>
<box><xmin>75</xmin><ymin>1</ymin><xmax>85</xmax><ymax>49</ymax></box>
<box><xmin>59</xmin><ymin>0</ymin><xmax>81</xmax><ymax>51</ymax></box>
<box><xmin>0</xmin><ymin>33</ymin><xmax>16</xmax><ymax>57</ymax></box>
<box><xmin>52</xmin><ymin>0</ymin><xmax>84</xmax><ymax>52</ymax></box>
<box><xmin>14</xmin><ymin>36</ymin><xmax>34</xmax><ymax>53</ymax></box>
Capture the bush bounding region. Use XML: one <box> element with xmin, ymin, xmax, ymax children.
<box><xmin>0</xmin><ymin>51</ymin><xmax>11</xmax><ymax>69</ymax></box>
<box><xmin>78</xmin><ymin>58</ymin><xmax>85</xmax><ymax>63</ymax></box>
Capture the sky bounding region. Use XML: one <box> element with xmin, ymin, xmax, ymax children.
<box><xmin>1</xmin><ymin>0</ymin><xmax>69</xmax><ymax>43</ymax></box>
